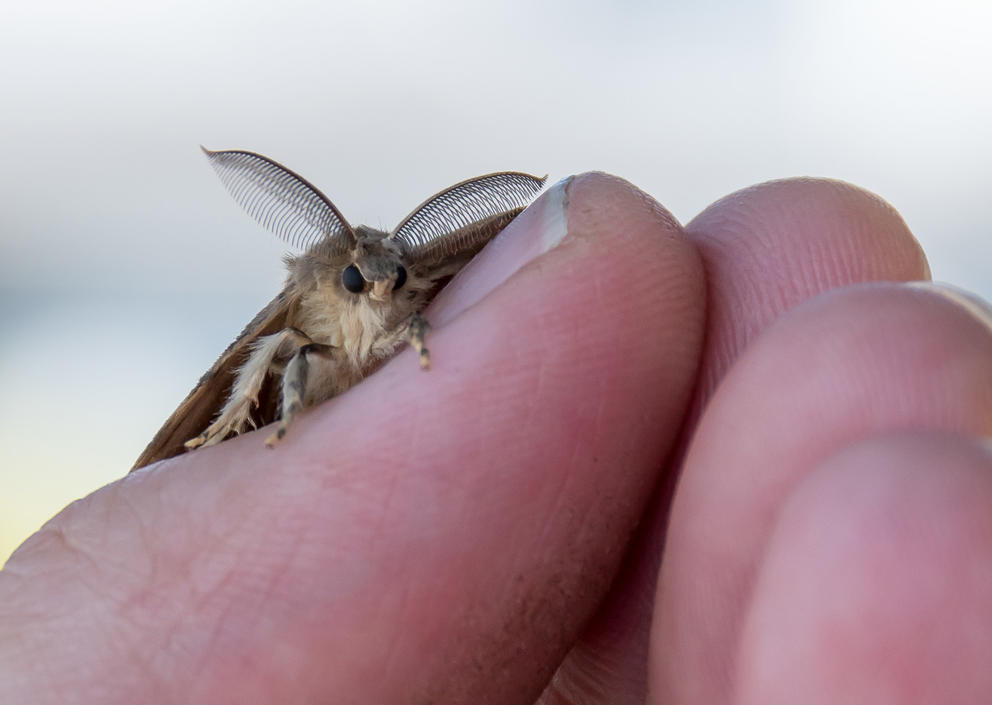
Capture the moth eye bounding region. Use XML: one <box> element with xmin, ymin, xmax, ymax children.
<box><xmin>393</xmin><ymin>265</ymin><xmax>407</xmax><ymax>291</ymax></box>
<box><xmin>342</xmin><ymin>264</ymin><xmax>365</xmax><ymax>293</ymax></box>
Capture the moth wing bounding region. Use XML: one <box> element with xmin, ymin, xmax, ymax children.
<box><xmin>130</xmin><ymin>289</ymin><xmax>296</xmax><ymax>471</ymax></box>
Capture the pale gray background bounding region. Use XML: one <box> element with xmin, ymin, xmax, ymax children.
<box><xmin>2</xmin><ymin>0</ymin><xmax>990</xmax><ymax>561</ymax></box>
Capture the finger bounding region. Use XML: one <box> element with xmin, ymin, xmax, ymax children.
<box><xmin>687</xmin><ymin>177</ymin><xmax>930</xmax><ymax>406</ymax></box>
<box><xmin>737</xmin><ymin>433</ymin><xmax>992</xmax><ymax>704</ymax></box>
<box><xmin>540</xmin><ymin>178</ymin><xmax>931</xmax><ymax>704</ymax></box>
<box><xmin>0</xmin><ymin>173</ymin><xmax>706</xmax><ymax>705</ymax></box>
<box><xmin>652</xmin><ymin>285</ymin><xmax>992</xmax><ymax>703</ymax></box>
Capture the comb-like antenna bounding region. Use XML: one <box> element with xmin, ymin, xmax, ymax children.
<box><xmin>202</xmin><ymin>147</ymin><xmax>357</xmax><ymax>251</ymax></box>
<box><xmin>392</xmin><ymin>172</ymin><xmax>546</xmax><ymax>262</ymax></box>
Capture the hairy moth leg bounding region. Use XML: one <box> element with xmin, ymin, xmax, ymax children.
<box><xmin>186</xmin><ymin>327</ymin><xmax>312</xmax><ymax>450</ymax></box>
<box><xmin>266</xmin><ymin>342</ymin><xmax>336</xmax><ymax>448</ymax></box>
<box><xmin>369</xmin><ymin>312</ymin><xmax>432</xmax><ymax>368</ymax></box>
<box><xmin>407</xmin><ymin>313</ymin><xmax>431</xmax><ymax>369</ymax></box>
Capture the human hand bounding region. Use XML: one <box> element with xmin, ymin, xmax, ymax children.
<box><xmin>1</xmin><ymin>173</ymin><xmax>989</xmax><ymax>704</ymax></box>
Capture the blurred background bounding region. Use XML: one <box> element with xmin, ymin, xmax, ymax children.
<box><xmin>2</xmin><ymin>0</ymin><xmax>990</xmax><ymax>563</ymax></box>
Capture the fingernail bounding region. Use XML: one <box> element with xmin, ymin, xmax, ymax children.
<box><xmin>428</xmin><ymin>176</ymin><xmax>574</xmax><ymax>325</ymax></box>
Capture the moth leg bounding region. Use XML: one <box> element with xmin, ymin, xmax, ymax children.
<box><xmin>407</xmin><ymin>312</ymin><xmax>431</xmax><ymax>369</ymax></box>
<box><xmin>186</xmin><ymin>327</ymin><xmax>312</xmax><ymax>451</ymax></box>
<box><xmin>265</xmin><ymin>342</ymin><xmax>336</xmax><ymax>448</ymax></box>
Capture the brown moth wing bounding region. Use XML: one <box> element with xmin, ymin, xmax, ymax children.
<box><xmin>131</xmin><ymin>288</ymin><xmax>297</xmax><ymax>471</ymax></box>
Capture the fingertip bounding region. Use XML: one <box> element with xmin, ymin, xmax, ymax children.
<box><xmin>654</xmin><ymin>282</ymin><xmax>992</xmax><ymax>703</ymax></box>
<box><xmin>686</xmin><ymin>177</ymin><xmax>931</xmax><ymax>400</ymax></box>
<box><xmin>738</xmin><ymin>433</ymin><xmax>992</xmax><ymax>703</ymax></box>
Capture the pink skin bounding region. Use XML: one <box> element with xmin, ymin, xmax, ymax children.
<box><xmin>1</xmin><ymin>173</ymin><xmax>990</xmax><ymax>704</ymax></box>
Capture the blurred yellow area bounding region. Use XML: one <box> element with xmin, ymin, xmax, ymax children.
<box><xmin>0</xmin><ymin>296</ymin><xmax>236</xmax><ymax>566</ymax></box>
<box><xmin>1</xmin><ymin>401</ymin><xmax>137</xmax><ymax>566</ymax></box>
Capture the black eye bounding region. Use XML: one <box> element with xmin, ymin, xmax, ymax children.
<box><xmin>393</xmin><ymin>265</ymin><xmax>407</xmax><ymax>291</ymax></box>
<box><xmin>342</xmin><ymin>265</ymin><xmax>365</xmax><ymax>293</ymax></box>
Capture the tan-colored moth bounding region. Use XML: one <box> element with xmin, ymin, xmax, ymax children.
<box><xmin>131</xmin><ymin>148</ymin><xmax>546</xmax><ymax>470</ymax></box>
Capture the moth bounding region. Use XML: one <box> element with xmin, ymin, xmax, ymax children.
<box><xmin>131</xmin><ymin>148</ymin><xmax>546</xmax><ymax>470</ymax></box>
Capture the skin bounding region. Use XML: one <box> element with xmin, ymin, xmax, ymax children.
<box><xmin>2</xmin><ymin>173</ymin><xmax>991</xmax><ymax>704</ymax></box>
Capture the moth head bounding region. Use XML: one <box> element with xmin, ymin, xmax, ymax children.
<box><xmin>340</xmin><ymin>226</ymin><xmax>407</xmax><ymax>303</ymax></box>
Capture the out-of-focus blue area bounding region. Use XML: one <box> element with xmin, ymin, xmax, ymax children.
<box><xmin>2</xmin><ymin>0</ymin><xmax>990</xmax><ymax>562</ymax></box>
